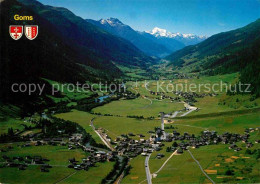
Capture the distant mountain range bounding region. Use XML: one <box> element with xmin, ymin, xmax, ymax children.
<box><xmin>87</xmin><ymin>18</ymin><xmax>206</xmax><ymax>58</ymax></box>
<box><xmin>145</xmin><ymin>27</ymin><xmax>207</xmax><ymax>46</ymax></box>
<box><xmin>165</xmin><ymin>18</ymin><xmax>260</xmax><ymax>96</ymax></box>
<box><xmin>86</xmin><ymin>18</ymin><xmax>172</xmax><ymax>58</ymax></box>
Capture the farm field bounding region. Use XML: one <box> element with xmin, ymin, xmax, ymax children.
<box><xmin>0</xmin><ymin>118</ymin><xmax>32</xmax><ymax>134</ymax></box>
<box><xmin>54</xmin><ymin>110</ymin><xmax>103</xmax><ymax>145</ymax></box>
<box><xmin>59</xmin><ymin>162</ymin><xmax>115</xmax><ymax>184</ymax></box>
<box><xmin>148</xmin><ymin>142</ymin><xmax>176</xmax><ymax>174</ymax></box>
<box><xmin>0</xmin><ymin>144</ymin><xmax>83</xmax><ymax>183</ymax></box>
<box><xmin>121</xmin><ymin>156</ymin><xmax>147</xmax><ymax>183</ymax></box>
<box><xmin>174</xmin><ymin>110</ymin><xmax>260</xmax><ymax>134</ymax></box>
<box><xmin>44</xmin><ymin>79</ymin><xmax>94</xmax><ymax>104</ymax></box>
<box><xmin>126</xmin><ymin>73</ymin><xmax>238</xmax><ymax>95</ymax></box>
<box><xmin>92</xmin><ymin>97</ymin><xmax>184</xmax><ymax>118</ymax></box>
<box><xmin>152</xmin><ymin>151</ymin><xmax>207</xmax><ymax>183</ymax></box>
<box><xmin>0</xmin><ymin>143</ymin><xmax>114</xmax><ymax>184</ymax></box>
<box><xmin>190</xmin><ymin>144</ymin><xmax>260</xmax><ymax>183</ymax></box>
<box><xmin>151</xmin><ymin>144</ymin><xmax>260</xmax><ymax>184</ymax></box>
<box><xmin>93</xmin><ymin>116</ymin><xmax>160</xmax><ymax>140</ymax></box>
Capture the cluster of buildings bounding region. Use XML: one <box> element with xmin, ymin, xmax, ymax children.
<box><xmin>149</xmin><ymin>90</ymin><xmax>216</xmax><ymax>104</ymax></box>
<box><xmin>114</xmin><ymin>135</ymin><xmax>163</xmax><ymax>157</ymax></box>
<box><xmin>149</xmin><ymin>91</ymin><xmax>181</xmax><ymax>102</ymax></box>
<box><xmin>1</xmin><ymin>154</ymin><xmax>51</xmax><ymax>172</ymax></box>
<box><xmin>104</xmin><ymin>113</ymin><xmax>259</xmax><ymax>159</ymax></box>
<box><xmin>2</xmin><ymin>110</ymin><xmax>259</xmax><ymax>174</ymax></box>
<box><xmin>173</xmin><ymin>91</ymin><xmax>217</xmax><ymax>103</ymax></box>
<box><xmin>68</xmin><ymin>150</ymin><xmax>116</xmax><ymax>171</ymax></box>
<box><xmin>111</xmin><ymin>127</ymin><xmax>259</xmax><ymax>160</ymax></box>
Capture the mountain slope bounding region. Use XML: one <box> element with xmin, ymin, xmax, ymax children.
<box><xmin>18</xmin><ymin>0</ymin><xmax>156</xmax><ymax>67</ymax></box>
<box><xmin>86</xmin><ymin>18</ymin><xmax>172</xmax><ymax>58</ymax></box>
<box><xmin>0</xmin><ymin>0</ymin><xmax>157</xmax><ymax>113</ymax></box>
<box><xmin>166</xmin><ymin>18</ymin><xmax>260</xmax><ymax>96</ymax></box>
<box><xmin>0</xmin><ymin>0</ymin><xmax>120</xmax><ymax>107</ymax></box>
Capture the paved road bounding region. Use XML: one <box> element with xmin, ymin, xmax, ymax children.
<box><xmin>145</xmin><ymin>154</ymin><xmax>152</xmax><ymax>184</ymax></box>
<box><xmin>90</xmin><ymin>118</ymin><xmax>114</xmax><ymax>151</ymax></box>
<box><xmin>54</xmin><ymin>171</ymin><xmax>77</xmax><ymax>184</ymax></box>
<box><xmin>115</xmin><ymin>172</ymin><xmax>124</xmax><ymax>184</ymax></box>
<box><xmin>131</xmin><ymin>87</ymin><xmax>139</xmax><ymax>94</ymax></box>
<box><xmin>187</xmin><ymin>150</ymin><xmax>215</xmax><ymax>184</ymax></box>
<box><xmin>180</xmin><ymin>109</ymin><xmax>196</xmax><ymax>117</ymax></box>
<box><xmin>172</xmin><ymin>124</ymin><xmax>206</xmax><ymax>130</ymax></box>
<box><xmin>154</xmin><ymin>150</ymin><xmax>177</xmax><ymax>174</ymax></box>
<box><xmin>143</xmin><ymin>96</ymin><xmax>153</xmax><ymax>108</ymax></box>
<box><xmin>171</xmin><ymin>111</ymin><xmax>179</xmax><ymax>118</ymax></box>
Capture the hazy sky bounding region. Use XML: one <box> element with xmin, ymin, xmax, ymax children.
<box><xmin>38</xmin><ymin>0</ymin><xmax>260</xmax><ymax>36</ymax></box>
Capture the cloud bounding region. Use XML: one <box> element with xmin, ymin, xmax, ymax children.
<box><xmin>218</xmin><ymin>22</ymin><xmax>225</xmax><ymax>27</ymax></box>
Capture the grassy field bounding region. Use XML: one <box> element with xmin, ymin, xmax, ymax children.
<box><xmin>93</xmin><ymin>116</ymin><xmax>160</xmax><ymax>140</ymax></box>
<box><xmin>0</xmin><ymin>104</ymin><xmax>29</xmax><ymax>135</ymax></box>
<box><xmin>0</xmin><ymin>118</ymin><xmax>33</xmax><ymax>135</ymax></box>
<box><xmin>127</xmin><ymin>73</ymin><xmax>238</xmax><ymax>94</ymax></box>
<box><xmin>189</xmin><ymin>144</ymin><xmax>260</xmax><ymax>183</ymax></box>
<box><xmin>116</xmin><ymin>65</ymin><xmax>149</xmax><ymax>80</ymax></box>
<box><xmin>152</xmin><ymin>151</ymin><xmax>207</xmax><ymax>183</ymax></box>
<box><xmin>92</xmin><ymin>98</ymin><xmax>184</xmax><ymax>118</ymax></box>
<box><xmin>59</xmin><ymin>162</ymin><xmax>114</xmax><ymax>184</ymax></box>
<box><xmin>0</xmin><ymin>143</ymin><xmax>85</xmax><ymax>183</ymax></box>
<box><xmin>121</xmin><ymin>156</ymin><xmax>147</xmax><ymax>183</ymax></box>
<box><xmin>149</xmin><ymin>142</ymin><xmax>175</xmax><ymax>174</ymax></box>
<box><xmin>151</xmin><ymin>143</ymin><xmax>260</xmax><ymax>183</ymax></box>
<box><xmin>54</xmin><ymin>110</ymin><xmax>103</xmax><ymax>145</ymax></box>
<box><xmin>164</xmin><ymin>124</ymin><xmax>206</xmax><ymax>135</ymax></box>
<box><xmin>126</xmin><ymin>73</ymin><xmax>260</xmax><ymax>117</ymax></box>
<box><xmin>173</xmin><ymin>111</ymin><xmax>260</xmax><ymax>134</ymax></box>
<box><xmin>0</xmin><ymin>143</ymin><xmax>114</xmax><ymax>184</ymax></box>
<box><xmin>44</xmin><ymin>79</ymin><xmax>93</xmax><ymax>104</ymax></box>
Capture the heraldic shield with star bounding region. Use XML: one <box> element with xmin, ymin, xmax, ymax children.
<box><xmin>9</xmin><ymin>25</ymin><xmax>23</xmax><ymax>40</ymax></box>
<box><xmin>24</xmin><ymin>25</ymin><xmax>38</xmax><ymax>40</ymax></box>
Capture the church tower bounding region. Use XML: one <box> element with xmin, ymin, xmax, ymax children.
<box><xmin>160</xmin><ymin>112</ymin><xmax>166</xmax><ymax>140</ymax></box>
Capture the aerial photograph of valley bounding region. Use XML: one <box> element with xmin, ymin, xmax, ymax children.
<box><xmin>0</xmin><ymin>0</ymin><xmax>259</xmax><ymax>183</ymax></box>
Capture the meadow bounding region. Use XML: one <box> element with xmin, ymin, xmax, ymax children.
<box><xmin>93</xmin><ymin>116</ymin><xmax>160</xmax><ymax>140</ymax></box>
<box><xmin>0</xmin><ymin>118</ymin><xmax>32</xmax><ymax>134</ymax></box>
<box><xmin>0</xmin><ymin>143</ymin><xmax>114</xmax><ymax>184</ymax></box>
<box><xmin>92</xmin><ymin>98</ymin><xmax>184</xmax><ymax>118</ymax></box>
<box><xmin>121</xmin><ymin>156</ymin><xmax>147</xmax><ymax>183</ymax></box>
<box><xmin>44</xmin><ymin>79</ymin><xmax>94</xmax><ymax>104</ymax></box>
<box><xmin>54</xmin><ymin>110</ymin><xmax>103</xmax><ymax>145</ymax></box>
<box><xmin>174</xmin><ymin>110</ymin><xmax>260</xmax><ymax>134</ymax></box>
<box><xmin>151</xmin><ymin>143</ymin><xmax>260</xmax><ymax>184</ymax></box>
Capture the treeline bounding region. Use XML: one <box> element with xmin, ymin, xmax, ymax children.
<box><xmin>38</xmin><ymin>117</ymin><xmax>106</xmax><ymax>148</ymax></box>
<box><xmin>202</xmin><ymin>37</ymin><xmax>260</xmax><ymax>97</ymax></box>
<box><xmin>76</xmin><ymin>95</ymin><xmax>121</xmax><ymax>112</ymax></box>
<box><xmin>127</xmin><ymin>115</ymin><xmax>144</xmax><ymax>119</ymax></box>
<box><xmin>101</xmin><ymin>157</ymin><xmax>129</xmax><ymax>184</ymax></box>
<box><xmin>0</xmin><ymin>128</ymin><xmax>26</xmax><ymax>143</ymax></box>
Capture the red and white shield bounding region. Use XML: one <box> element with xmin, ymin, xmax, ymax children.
<box><xmin>24</xmin><ymin>25</ymin><xmax>38</xmax><ymax>40</ymax></box>
<box><xmin>9</xmin><ymin>25</ymin><xmax>23</xmax><ymax>40</ymax></box>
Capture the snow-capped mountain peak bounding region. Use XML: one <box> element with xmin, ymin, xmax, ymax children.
<box><xmin>151</xmin><ymin>27</ymin><xmax>167</xmax><ymax>35</ymax></box>
<box><xmin>146</xmin><ymin>27</ymin><xmax>207</xmax><ymax>40</ymax></box>
<box><xmin>100</xmin><ymin>17</ymin><xmax>125</xmax><ymax>27</ymax></box>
